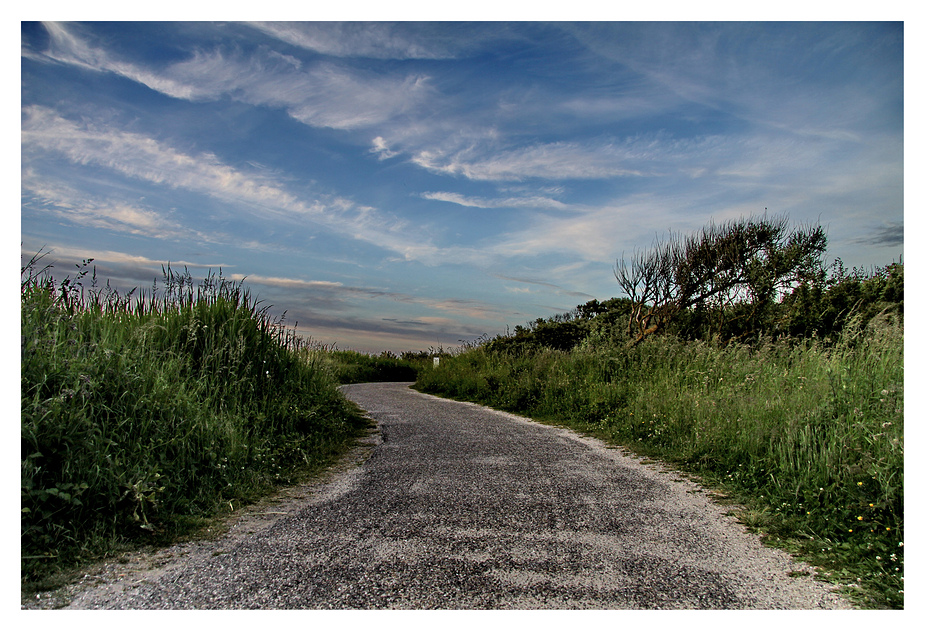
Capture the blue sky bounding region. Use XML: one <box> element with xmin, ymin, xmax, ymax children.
<box><xmin>20</xmin><ymin>20</ymin><xmax>904</xmax><ymax>353</ymax></box>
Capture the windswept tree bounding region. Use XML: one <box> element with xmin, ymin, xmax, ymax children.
<box><xmin>615</xmin><ymin>215</ymin><xmax>827</xmax><ymax>345</ymax></box>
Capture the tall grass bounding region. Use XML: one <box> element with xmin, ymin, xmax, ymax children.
<box><xmin>415</xmin><ymin>314</ymin><xmax>903</xmax><ymax>608</ymax></box>
<box><xmin>21</xmin><ymin>255</ymin><xmax>370</xmax><ymax>583</ymax></box>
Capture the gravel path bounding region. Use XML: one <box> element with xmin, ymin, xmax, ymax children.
<box><xmin>39</xmin><ymin>382</ymin><xmax>849</xmax><ymax>609</ymax></box>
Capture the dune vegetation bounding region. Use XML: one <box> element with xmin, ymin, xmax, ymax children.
<box><xmin>415</xmin><ymin>218</ymin><xmax>903</xmax><ymax>609</ymax></box>
<box><xmin>21</xmin><ymin>253</ymin><xmax>372</xmax><ymax>588</ymax></box>
<box><xmin>21</xmin><ymin>215</ymin><xmax>903</xmax><ymax>608</ymax></box>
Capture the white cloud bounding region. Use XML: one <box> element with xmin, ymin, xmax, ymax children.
<box><xmin>420</xmin><ymin>191</ymin><xmax>569</xmax><ymax>211</ymax></box>
<box><xmin>20</xmin><ymin>106</ymin><xmax>523</xmax><ymax>271</ymax></box>
<box><xmin>370</xmin><ymin>137</ymin><xmax>399</xmax><ymax>160</ymax></box>
<box><xmin>411</xmin><ymin>140</ymin><xmax>657</xmax><ymax>181</ymax></box>
<box><xmin>38</xmin><ymin>22</ymin><xmax>204</xmax><ymax>101</ymax></box>
<box><xmin>22</xmin><ymin>176</ymin><xmax>188</xmax><ymax>239</ymax></box>
<box><xmin>247</xmin><ymin>22</ymin><xmax>456</xmax><ymax>60</ymax></box>
<box><xmin>38</xmin><ymin>22</ymin><xmax>432</xmax><ymax>131</ymax></box>
<box><xmin>229</xmin><ymin>274</ymin><xmax>343</xmax><ymax>290</ymax></box>
<box><xmin>22</xmin><ymin>242</ymin><xmax>230</xmax><ymax>271</ymax></box>
<box><xmin>234</xmin><ymin>271</ymin><xmax>506</xmax><ymax>322</ymax></box>
<box><xmin>20</xmin><ymin>106</ymin><xmax>435</xmax><ymax>257</ymax></box>
<box><xmin>22</xmin><ymin>105</ymin><xmax>305</xmax><ymax>215</ymax></box>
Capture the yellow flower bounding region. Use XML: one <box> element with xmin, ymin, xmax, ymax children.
<box><xmin>858</xmin><ymin>516</ymin><xmax>864</xmax><ymax>521</ymax></box>
<box><xmin>857</xmin><ymin>482</ymin><xmax>863</xmax><ymax>486</ymax></box>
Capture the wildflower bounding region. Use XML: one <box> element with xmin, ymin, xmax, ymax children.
<box><xmin>858</xmin><ymin>516</ymin><xmax>863</xmax><ymax>521</ymax></box>
<box><xmin>869</xmin><ymin>503</ymin><xmax>874</xmax><ymax>508</ymax></box>
<box><xmin>857</xmin><ymin>482</ymin><xmax>863</xmax><ymax>486</ymax></box>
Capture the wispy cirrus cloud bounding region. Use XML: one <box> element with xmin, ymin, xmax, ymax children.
<box><xmin>21</xmin><ymin>175</ymin><xmax>190</xmax><ymax>240</ymax></box>
<box><xmin>228</xmin><ymin>274</ymin><xmax>344</xmax><ymax>290</ymax></box>
<box><xmin>20</xmin><ymin>105</ymin><xmax>434</xmax><ymax>257</ymax></box>
<box><xmin>246</xmin><ymin>22</ymin><xmax>459</xmax><ymax>60</ymax></box>
<box><xmin>492</xmin><ymin>273</ymin><xmax>594</xmax><ymax>299</ymax></box>
<box><xmin>420</xmin><ymin>191</ymin><xmax>569</xmax><ymax>211</ymax></box>
<box><xmin>22</xmin><ymin>105</ymin><xmax>306</xmax><ymax>215</ymax></box>
<box><xmin>408</xmin><ymin>133</ymin><xmax>735</xmax><ymax>182</ymax></box>
<box><xmin>230</xmin><ymin>270</ymin><xmax>507</xmax><ymax>321</ymax></box>
<box><xmin>561</xmin><ymin>22</ymin><xmax>900</xmax><ymax>144</ymax></box>
<box><xmin>855</xmin><ymin>222</ymin><xmax>903</xmax><ymax>247</ymax></box>
<box><xmin>35</xmin><ymin>22</ymin><xmax>432</xmax><ymax>131</ymax></box>
<box><xmin>20</xmin><ymin>242</ymin><xmax>232</xmax><ymax>279</ymax></box>
<box><xmin>411</xmin><ymin>141</ymin><xmax>644</xmax><ymax>181</ymax></box>
<box><xmin>370</xmin><ymin>136</ymin><xmax>400</xmax><ymax>160</ymax></box>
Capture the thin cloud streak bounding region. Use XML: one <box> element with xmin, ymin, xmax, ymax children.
<box><xmin>411</xmin><ymin>141</ymin><xmax>647</xmax><ymax>181</ymax></box>
<box><xmin>231</xmin><ymin>270</ymin><xmax>507</xmax><ymax>322</ymax></box>
<box><xmin>421</xmin><ymin>191</ymin><xmax>569</xmax><ymax>210</ymax></box>
<box><xmin>856</xmin><ymin>223</ymin><xmax>903</xmax><ymax>247</ymax></box>
<box><xmin>22</xmin><ymin>177</ymin><xmax>185</xmax><ymax>240</ymax></box>
<box><xmin>21</xmin><ymin>242</ymin><xmax>231</xmax><ymax>273</ymax></box>
<box><xmin>492</xmin><ymin>273</ymin><xmax>595</xmax><ymax>300</ymax></box>
<box><xmin>247</xmin><ymin>22</ymin><xmax>459</xmax><ymax>60</ymax></box>
<box><xmin>22</xmin><ymin>106</ymin><xmax>303</xmax><ymax>216</ymax></box>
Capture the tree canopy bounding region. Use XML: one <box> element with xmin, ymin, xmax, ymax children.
<box><xmin>614</xmin><ymin>215</ymin><xmax>827</xmax><ymax>345</ymax></box>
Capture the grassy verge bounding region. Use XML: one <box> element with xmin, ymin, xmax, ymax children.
<box><xmin>414</xmin><ymin>315</ymin><xmax>903</xmax><ymax>608</ymax></box>
<box><xmin>307</xmin><ymin>348</ymin><xmax>427</xmax><ymax>384</ymax></box>
<box><xmin>21</xmin><ymin>257</ymin><xmax>371</xmax><ymax>590</ymax></box>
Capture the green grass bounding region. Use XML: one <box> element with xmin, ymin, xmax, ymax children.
<box><xmin>21</xmin><ymin>256</ymin><xmax>371</xmax><ymax>587</ymax></box>
<box><xmin>414</xmin><ymin>313</ymin><xmax>903</xmax><ymax>608</ymax></box>
<box><xmin>21</xmin><ymin>251</ymin><xmax>903</xmax><ymax>608</ymax></box>
<box><xmin>307</xmin><ymin>348</ymin><xmax>425</xmax><ymax>384</ymax></box>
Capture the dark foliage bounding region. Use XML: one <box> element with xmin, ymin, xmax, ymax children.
<box><xmin>484</xmin><ymin>298</ymin><xmax>633</xmax><ymax>354</ymax></box>
<box><xmin>778</xmin><ymin>259</ymin><xmax>903</xmax><ymax>341</ymax></box>
<box><xmin>480</xmin><ymin>217</ymin><xmax>901</xmax><ymax>355</ymax></box>
<box><xmin>615</xmin><ymin>215</ymin><xmax>827</xmax><ymax>345</ymax></box>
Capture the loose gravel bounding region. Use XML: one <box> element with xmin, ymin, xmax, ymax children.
<box><xmin>31</xmin><ymin>382</ymin><xmax>850</xmax><ymax>609</ymax></box>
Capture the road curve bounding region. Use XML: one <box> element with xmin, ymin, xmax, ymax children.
<box><xmin>56</xmin><ymin>382</ymin><xmax>848</xmax><ymax>609</ymax></box>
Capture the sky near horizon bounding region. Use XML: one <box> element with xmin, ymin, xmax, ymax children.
<box><xmin>20</xmin><ymin>21</ymin><xmax>904</xmax><ymax>353</ymax></box>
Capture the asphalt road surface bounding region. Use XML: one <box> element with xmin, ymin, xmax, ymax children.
<box><xmin>51</xmin><ymin>382</ymin><xmax>848</xmax><ymax>609</ymax></box>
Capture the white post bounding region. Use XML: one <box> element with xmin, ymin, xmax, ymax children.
<box><xmin>433</xmin><ymin>357</ymin><xmax>440</xmax><ymax>367</ymax></box>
